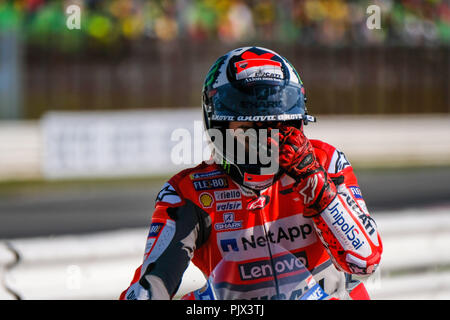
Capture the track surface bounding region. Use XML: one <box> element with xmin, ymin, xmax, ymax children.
<box><xmin>1</xmin><ymin>167</ymin><xmax>449</xmax><ymax>239</ymax></box>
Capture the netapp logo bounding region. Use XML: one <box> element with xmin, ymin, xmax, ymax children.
<box><xmin>220</xmin><ymin>224</ymin><xmax>313</xmax><ymax>253</ymax></box>
<box><xmin>238</xmin><ymin>252</ymin><xmax>308</xmax><ymax>281</ymax></box>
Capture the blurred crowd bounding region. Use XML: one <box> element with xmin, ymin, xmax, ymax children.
<box><xmin>0</xmin><ymin>0</ymin><xmax>449</xmax><ymax>50</ymax></box>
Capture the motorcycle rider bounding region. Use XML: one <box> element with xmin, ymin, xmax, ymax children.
<box><xmin>120</xmin><ymin>46</ymin><xmax>383</xmax><ymax>300</ymax></box>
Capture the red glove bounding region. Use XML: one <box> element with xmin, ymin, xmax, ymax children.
<box><xmin>271</xmin><ymin>125</ymin><xmax>337</xmax><ymax>217</ymax></box>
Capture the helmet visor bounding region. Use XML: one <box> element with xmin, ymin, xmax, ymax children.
<box><xmin>211</xmin><ymin>83</ymin><xmax>306</xmax><ymax>122</ymax></box>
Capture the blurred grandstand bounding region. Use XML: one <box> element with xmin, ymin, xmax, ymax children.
<box><xmin>0</xmin><ymin>0</ymin><xmax>449</xmax><ymax>118</ymax></box>
<box><xmin>3</xmin><ymin>0</ymin><xmax>450</xmax><ymax>46</ymax></box>
<box><xmin>0</xmin><ymin>0</ymin><xmax>450</xmax><ymax>301</ymax></box>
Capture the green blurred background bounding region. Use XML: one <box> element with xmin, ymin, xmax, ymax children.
<box><xmin>1</xmin><ymin>0</ymin><xmax>449</xmax><ymax>119</ymax></box>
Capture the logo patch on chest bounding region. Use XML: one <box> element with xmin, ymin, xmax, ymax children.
<box><xmin>216</xmin><ymin>214</ymin><xmax>317</xmax><ymax>261</ymax></box>
<box><xmin>216</xmin><ymin>200</ymin><xmax>242</xmax><ymax>211</ymax></box>
<box><xmin>214</xmin><ymin>212</ymin><xmax>243</xmax><ymax>231</ymax></box>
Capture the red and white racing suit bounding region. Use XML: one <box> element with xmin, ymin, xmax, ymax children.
<box><xmin>120</xmin><ymin>139</ymin><xmax>383</xmax><ymax>300</ymax></box>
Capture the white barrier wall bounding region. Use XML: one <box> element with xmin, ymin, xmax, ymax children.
<box><xmin>41</xmin><ymin>110</ymin><xmax>206</xmax><ymax>179</ymax></box>
<box><xmin>1</xmin><ymin>112</ymin><xmax>450</xmax><ymax>181</ymax></box>
<box><xmin>1</xmin><ymin>207</ymin><xmax>450</xmax><ymax>300</ymax></box>
<box><xmin>0</xmin><ymin>121</ymin><xmax>41</xmax><ymax>180</ymax></box>
<box><xmin>39</xmin><ymin>112</ymin><xmax>450</xmax><ymax>178</ymax></box>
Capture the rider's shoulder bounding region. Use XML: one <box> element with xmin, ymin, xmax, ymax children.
<box><xmin>168</xmin><ymin>162</ymin><xmax>225</xmax><ymax>187</ymax></box>
<box><xmin>310</xmin><ymin>139</ymin><xmax>352</xmax><ymax>174</ymax></box>
<box><xmin>155</xmin><ymin>162</ymin><xmax>224</xmax><ymax>207</ymax></box>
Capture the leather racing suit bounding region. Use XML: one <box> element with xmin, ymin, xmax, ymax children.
<box><xmin>120</xmin><ymin>139</ymin><xmax>383</xmax><ymax>300</ymax></box>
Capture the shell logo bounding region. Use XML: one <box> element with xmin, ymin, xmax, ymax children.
<box><xmin>199</xmin><ymin>192</ymin><xmax>214</xmax><ymax>208</ymax></box>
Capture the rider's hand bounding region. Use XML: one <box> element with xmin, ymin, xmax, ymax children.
<box><xmin>271</xmin><ymin>125</ymin><xmax>337</xmax><ymax>217</ymax></box>
<box><xmin>276</xmin><ymin>125</ymin><xmax>317</xmax><ymax>179</ymax></box>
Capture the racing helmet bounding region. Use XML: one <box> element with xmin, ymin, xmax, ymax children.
<box><xmin>202</xmin><ymin>46</ymin><xmax>315</xmax><ymax>191</ymax></box>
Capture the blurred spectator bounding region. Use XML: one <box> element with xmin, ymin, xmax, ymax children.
<box><xmin>0</xmin><ymin>0</ymin><xmax>449</xmax><ymax>50</ymax></box>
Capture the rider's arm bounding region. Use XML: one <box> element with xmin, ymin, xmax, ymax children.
<box><xmin>275</xmin><ymin>125</ymin><xmax>382</xmax><ymax>276</ymax></box>
<box><xmin>308</xmin><ymin>142</ymin><xmax>383</xmax><ymax>275</ymax></box>
<box><xmin>119</xmin><ymin>182</ymin><xmax>212</xmax><ymax>300</ymax></box>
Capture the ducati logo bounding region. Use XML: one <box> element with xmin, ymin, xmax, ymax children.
<box><xmin>247</xmin><ymin>195</ymin><xmax>270</xmax><ymax>210</ymax></box>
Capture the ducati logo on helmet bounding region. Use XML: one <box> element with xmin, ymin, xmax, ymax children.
<box><xmin>233</xmin><ymin>50</ymin><xmax>284</xmax><ymax>81</ymax></box>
